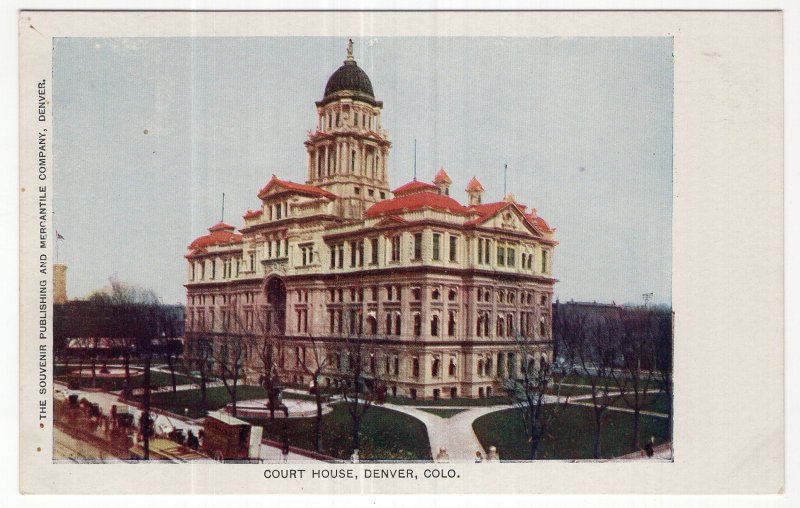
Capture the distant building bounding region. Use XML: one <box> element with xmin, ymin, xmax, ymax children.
<box><xmin>184</xmin><ymin>41</ymin><xmax>558</xmax><ymax>400</ymax></box>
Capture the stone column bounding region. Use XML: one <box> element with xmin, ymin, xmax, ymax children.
<box><xmin>323</xmin><ymin>144</ymin><xmax>329</xmax><ymax>177</ymax></box>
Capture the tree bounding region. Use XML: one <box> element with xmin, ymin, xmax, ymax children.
<box><xmin>613</xmin><ymin>307</ymin><xmax>660</xmax><ymax>449</ymax></box>
<box><xmin>210</xmin><ymin>297</ymin><xmax>248</xmax><ymax>417</ymax></box>
<box><xmin>653</xmin><ymin>306</ymin><xmax>673</xmax><ymax>440</ymax></box>
<box><xmin>302</xmin><ymin>336</ymin><xmax>329</xmax><ymax>453</ymax></box>
<box><xmin>502</xmin><ymin>333</ymin><xmax>565</xmax><ymax>460</ymax></box>
<box><xmin>557</xmin><ymin>303</ymin><xmax>624</xmax><ymax>459</ymax></box>
<box><xmin>334</xmin><ymin>304</ymin><xmax>387</xmax><ymax>454</ymax></box>
<box><xmin>246</xmin><ymin>305</ymin><xmax>284</xmax><ymax>421</ymax></box>
<box><xmin>182</xmin><ymin>336</ymin><xmax>213</xmax><ymax>417</ymax></box>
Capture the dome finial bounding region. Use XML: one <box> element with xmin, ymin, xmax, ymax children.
<box><xmin>346</xmin><ymin>38</ymin><xmax>355</xmax><ymax>62</ymax></box>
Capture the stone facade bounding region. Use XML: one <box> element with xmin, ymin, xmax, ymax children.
<box><xmin>184</xmin><ymin>42</ymin><xmax>557</xmax><ymax>400</ymax></box>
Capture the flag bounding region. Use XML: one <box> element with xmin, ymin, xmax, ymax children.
<box><xmin>56</xmin><ymin>230</ymin><xmax>64</xmax><ymax>240</ymax></box>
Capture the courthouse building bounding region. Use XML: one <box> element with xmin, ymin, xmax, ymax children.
<box><xmin>184</xmin><ymin>42</ymin><xmax>558</xmax><ymax>400</ymax></box>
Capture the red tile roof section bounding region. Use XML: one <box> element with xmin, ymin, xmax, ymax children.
<box><xmin>188</xmin><ymin>223</ymin><xmax>243</xmax><ymax>250</ymax></box>
<box><xmin>366</xmin><ymin>192</ymin><xmax>468</xmax><ymax>218</ymax></box>
<box><xmin>392</xmin><ymin>180</ymin><xmax>438</xmax><ymax>195</ymax></box>
<box><xmin>466</xmin><ymin>177</ymin><xmax>485</xmax><ymax>192</ymax></box>
<box><xmin>433</xmin><ymin>168</ymin><xmax>452</xmax><ymax>184</ymax></box>
<box><xmin>243</xmin><ymin>209</ymin><xmax>263</xmax><ymax>219</ymax></box>
<box><xmin>257</xmin><ymin>175</ymin><xmax>337</xmax><ymax>200</ymax></box>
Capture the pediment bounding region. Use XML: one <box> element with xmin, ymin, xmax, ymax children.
<box><xmin>479</xmin><ymin>204</ymin><xmax>543</xmax><ymax>237</ymax></box>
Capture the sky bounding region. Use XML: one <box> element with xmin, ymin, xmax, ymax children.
<box><xmin>53</xmin><ymin>36</ymin><xmax>673</xmax><ymax>305</ymax></box>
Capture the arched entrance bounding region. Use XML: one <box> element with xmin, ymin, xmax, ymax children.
<box><xmin>265</xmin><ymin>276</ymin><xmax>287</xmax><ymax>334</ymax></box>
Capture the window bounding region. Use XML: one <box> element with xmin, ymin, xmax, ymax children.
<box><xmin>354</xmin><ymin>187</ymin><xmax>360</xmax><ymax>195</ymax></box>
<box><xmin>358</xmin><ymin>240</ymin><xmax>364</xmax><ymax>266</ymax></box>
<box><xmin>338</xmin><ymin>244</ymin><xmax>344</xmax><ymax>268</ymax></box>
<box><xmin>449</xmin><ymin>358</ymin><xmax>456</xmax><ymax>376</ymax></box>
<box><xmin>412</xmin><ymin>287</ymin><xmax>421</xmax><ymax>300</ymax></box>
<box><xmin>385</xmin><ymin>313</ymin><xmax>392</xmax><ymax>335</ymax></box>
<box><xmin>368</xmin><ymin>189</ymin><xmax>374</xmax><ymax>197</ymax></box>
<box><xmin>527</xmin><ymin>252</ymin><xmax>533</xmax><ymax>269</ymax></box>
<box><xmin>393</xmin><ymin>356</ymin><xmax>399</xmax><ymax>375</ymax></box>
<box><xmin>413</xmin><ymin>233</ymin><xmax>422</xmax><ymax>260</ymax></box>
<box><xmin>370</xmin><ymin>238</ymin><xmax>379</xmax><ymax>265</ymax></box>
<box><xmin>351</xmin><ymin>151</ymin><xmax>356</xmax><ymax>172</ymax></box>
<box><xmin>413</xmin><ymin>313</ymin><xmax>422</xmax><ymax>336</ymax></box>
<box><xmin>276</xmin><ymin>204</ymin><xmax>282</xmax><ymax>220</ymax></box>
<box><xmin>448</xmin><ymin>289</ymin><xmax>457</xmax><ymax>302</ymax></box>
<box><xmin>412</xmin><ymin>358</ymin><xmax>420</xmax><ymax>378</ymax></box>
<box><xmin>478</xmin><ymin>238</ymin><xmax>484</xmax><ymax>264</ymax></box>
<box><xmin>484</xmin><ymin>239</ymin><xmax>491</xmax><ymax>264</ymax></box>
<box><xmin>431</xmin><ymin>288</ymin><xmax>440</xmax><ymax>300</ymax></box>
<box><xmin>477</xmin><ymin>359</ymin><xmax>484</xmax><ymax>376</ymax></box>
<box><xmin>390</xmin><ymin>236</ymin><xmax>401</xmax><ymax>262</ymax></box>
<box><xmin>432</xmin><ymin>358</ymin><xmax>440</xmax><ymax>377</ymax></box>
<box><xmin>431</xmin><ymin>314</ymin><xmax>439</xmax><ymax>337</ymax></box>
<box><xmin>350</xmin><ymin>241</ymin><xmax>357</xmax><ymax>267</ymax></box>
<box><xmin>497</xmin><ymin>246</ymin><xmax>506</xmax><ymax>266</ymax></box>
<box><xmin>395</xmin><ymin>313</ymin><xmax>402</xmax><ymax>336</ymax></box>
<box><xmin>380</xmin><ymin>191</ymin><xmax>386</xmax><ymax>200</ymax></box>
<box><xmin>432</xmin><ymin>233</ymin><xmax>441</xmax><ymax>261</ymax></box>
<box><xmin>507</xmin><ymin>247</ymin><xmax>515</xmax><ymax>267</ymax></box>
<box><xmin>449</xmin><ymin>235</ymin><xmax>457</xmax><ymax>262</ymax></box>
<box><xmin>211</xmin><ymin>259</ymin><xmax>216</xmax><ymax>279</ymax></box>
<box><xmin>330</xmin><ymin>245</ymin><xmax>337</xmax><ymax>269</ymax></box>
<box><xmin>541</xmin><ymin>250</ymin><xmax>548</xmax><ymax>273</ymax></box>
<box><xmin>448</xmin><ymin>311</ymin><xmax>456</xmax><ymax>337</ymax></box>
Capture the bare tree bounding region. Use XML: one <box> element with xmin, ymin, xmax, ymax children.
<box><xmin>557</xmin><ymin>303</ymin><xmax>624</xmax><ymax>459</ymax></box>
<box><xmin>334</xmin><ymin>305</ymin><xmax>387</xmax><ymax>455</ymax></box>
<box><xmin>302</xmin><ymin>336</ymin><xmax>329</xmax><ymax>453</ymax></box>
<box><xmin>182</xmin><ymin>336</ymin><xmax>214</xmax><ymax>416</ymax></box>
<box><xmin>247</xmin><ymin>306</ymin><xmax>284</xmax><ymax>421</ymax></box>
<box><xmin>503</xmin><ymin>333</ymin><xmax>565</xmax><ymax>459</ymax></box>
<box><xmin>212</xmin><ymin>303</ymin><xmax>247</xmax><ymax>417</ymax></box>
<box><xmin>653</xmin><ymin>306</ymin><xmax>673</xmax><ymax>440</ymax></box>
<box><xmin>615</xmin><ymin>306</ymin><xmax>659</xmax><ymax>450</ymax></box>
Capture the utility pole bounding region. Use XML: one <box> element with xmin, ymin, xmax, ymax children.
<box><xmin>413</xmin><ymin>139</ymin><xmax>417</xmax><ymax>181</ymax></box>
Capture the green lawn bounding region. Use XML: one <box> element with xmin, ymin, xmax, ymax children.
<box><xmin>386</xmin><ymin>395</ymin><xmax>510</xmax><ymax>407</ymax></box>
<box><xmin>416</xmin><ymin>408</ymin><xmax>467</xmax><ymax>419</ymax></box>
<box><xmin>245</xmin><ymin>403</ymin><xmax>432</xmax><ymax>461</ymax></box>
<box><xmin>138</xmin><ymin>385</ymin><xmax>266</xmax><ymax>418</ymax></box>
<box><xmin>612</xmin><ymin>391</ymin><xmax>670</xmax><ymax>414</ymax></box>
<box><xmin>544</xmin><ymin>384</ymin><xmax>594</xmax><ymax>397</ymax></box>
<box><xmin>473</xmin><ymin>405</ymin><xmax>669</xmax><ymax>460</ymax></box>
<box><xmin>56</xmin><ymin>369</ymin><xmax>197</xmax><ymax>391</ymax></box>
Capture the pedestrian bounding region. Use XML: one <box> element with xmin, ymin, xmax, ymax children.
<box><xmin>350</xmin><ymin>449</ymin><xmax>360</xmax><ymax>463</ymax></box>
<box><xmin>644</xmin><ymin>436</ymin><xmax>655</xmax><ymax>458</ymax></box>
<box><xmin>282</xmin><ymin>441</ymin><xmax>290</xmax><ymax>463</ymax></box>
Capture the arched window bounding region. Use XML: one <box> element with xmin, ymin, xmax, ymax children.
<box><xmin>483</xmin><ymin>313</ymin><xmax>490</xmax><ymax>337</ymax></box>
<box><xmin>448</xmin><ymin>358</ymin><xmax>456</xmax><ymax>376</ymax></box>
<box><xmin>448</xmin><ymin>289</ymin><xmax>457</xmax><ymax>302</ymax></box>
<box><xmin>477</xmin><ymin>359</ymin><xmax>484</xmax><ymax>376</ymax></box>
<box><xmin>413</xmin><ymin>313</ymin><xmax>422</xmax><ymax>337</ymax></box>
<box><xmin>540</xmin><ymin>319</ymin><xmax>546</xmax><ymax>337</ymax></box>
<box><xmin>497</xmin><ymin>317</ymin><xmax>505</xmax><ymax>337</ymax></box>
<box><xmin>485</xmin><ymin>357</ymin><xmax>493</xmax><ymax>376</ymax></box>
<box><xmin>432</xmin><ymin>358</ymin><xmax>440</xmax><ymax>377</ymax></box>
<box><xmin>497</xmin><ymin>353</ymin><xmax>505</xmax><ymax>377</ymax></box>
<box><xmin>448</xmin><ymin>311</ymin><xmax>456</xmax><ymax>337</ymax></box>
<box><xmin>476</xmin><ymin>315</ymin><xmax>484</xmax><ymax>337</ymax></box>
<box><xmin>395</xmin><ymin>312</ymin><xmax>402</xmax><ymax>336</ymax></box>
<box><xmin>351</xmin><ymin>150</ymin><xmax>357</xmax><ymax>172</ymax></box>
<box><xmin>367</xmin><ymin>315</ymin><xmax>378</xmax><ymax>335</ymax></box>
<box><xmin>431</xmin><ymin>314</ymin><xmax>439</xmax><ymax>337</ymax></box>
<box><xmin>385</xmin><ymin>313</ymin><xmax>392</xmax><ymax>335</ymax></box>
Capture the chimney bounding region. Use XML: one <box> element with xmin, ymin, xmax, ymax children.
<box><xmin>54</xmin><ymin>264</ymin><xmax>68</xmax><ymax>304</ymax></box>
<box><xmin>433</xmin><ymin>168</ymin><xmax>452</xmax><ymax>196</ymax></box>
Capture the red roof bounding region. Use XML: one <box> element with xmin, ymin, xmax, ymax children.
<box><xmin>208</xmin><ymin>222</ymin><xmax>235</xmax><ymax>232</ymax></box>
<box><xmin>243</xmin><ymin>209</ymin><xmax>263</xmax><ymax>220</ymax></box>
<box><xmin>433</xmin><ymin>168</ymin><xmax>452</xmax><ymax>184</ymax></box>
<box><xmin>257</xmin><ymin>175</ymin><xmax>336</xmax><ymax>200</ymax></box>
<box><xmin>366</xmin><ymin>192</ymin><xmax>468</xmax><ymax>218</ymax></box>
<box><xmin>188</xmin><ymin>224</ymin><xmax>243</xmax><ymax>250</ymax></box>
<box><xmin>466</xmin><ymin>177</ymin><xmax>485</xmax><ymax>192</ymax></box>
<box><xmin>392</xmin><ymin>180</ymin><xmax>438</xmax><ymax>196</ymax></box>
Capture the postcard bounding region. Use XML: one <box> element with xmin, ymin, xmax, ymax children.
<box><xmin>19</xmin><ymin>10</ymin><xmax>783</xmax><ymax>494</ymax></box>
